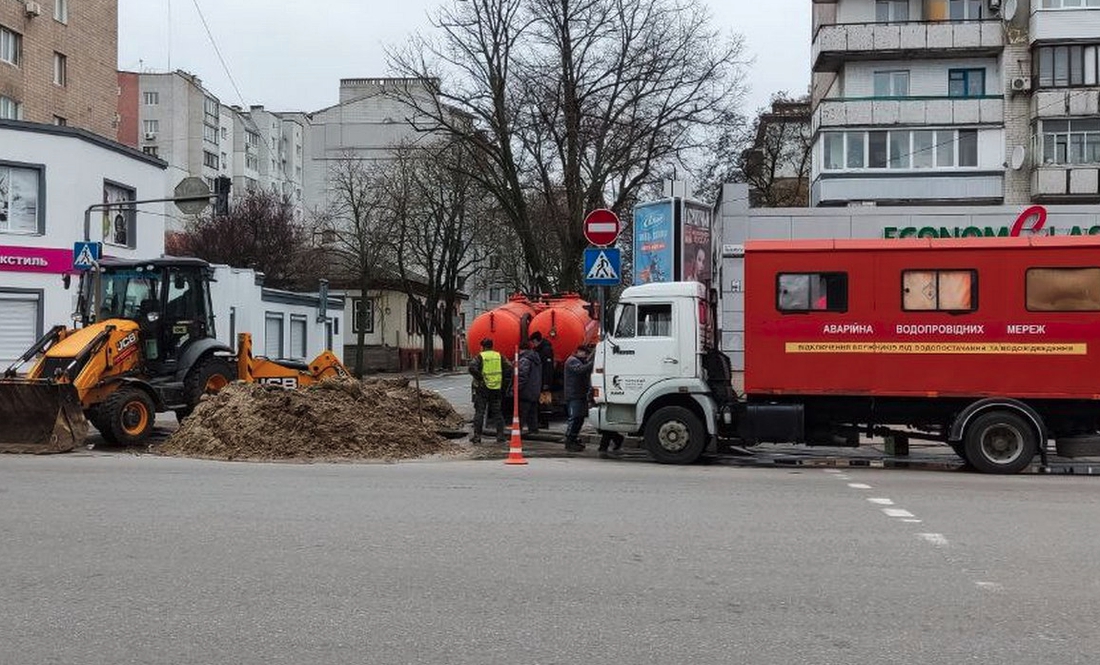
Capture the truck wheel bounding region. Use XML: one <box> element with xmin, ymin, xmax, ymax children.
<box><xmin>644</xmin><ymin>406</ymin><xmax>706</xmax><ymax>464</ymax></box>
<box><xmin>177</xmin><ymin>356</ymin><xmax>235</xmax><ymax>420</ymax></box>
<box><xmin>100</xmin><ymin>388</ymin><xmax>156</xmax><ymax>445</ymax></box>
<box><xmin>963</xmin><ymin>411</ymin><xmax>1038</xmax><ymax>474</ymax></box>
<box><xmin>948</xmin><ymin>441</ymin><xmax>968</xmax><ymax>462</ymax></box>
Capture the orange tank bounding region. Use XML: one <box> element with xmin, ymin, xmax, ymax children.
<box><xmin>466</xmin><ymin>295</ymin><xmax>542</xmax><ymax>361</ymax></box>
<box><xmin>529</xmin><ymin>294</ymin><xmax>599</xmax><ymax>363</ymax></box>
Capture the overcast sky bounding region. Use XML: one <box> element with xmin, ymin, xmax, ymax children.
<box><xmin>118</xmin><ymin>0</ymin><xmax>809</xmax><ymax>116</ymax></box>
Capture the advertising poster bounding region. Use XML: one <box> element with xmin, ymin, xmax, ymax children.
<box><xmin>680</xmin><ymin>200</ymin><xmax>712</xmax><ymax>284</ymax></box>
<box><xmin>633</xmin><ymin>199</ymin><xmax>675</xmax><ymax>285</ymax></box>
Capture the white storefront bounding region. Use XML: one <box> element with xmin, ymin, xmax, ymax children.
<box><xmin>714</xmin><ymin>182</ymin><xmax>1100</xmax><ymax>389</ymax></box>
<box><xmin>0</xmin><ymin>120</ymin><xmax>168</xmax><ymax>365</ymax></box>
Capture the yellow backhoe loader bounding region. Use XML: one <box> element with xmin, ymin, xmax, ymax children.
<box><xmin>0</xmin><ymin>256</ymin><xmax>347</xmax><ymax>453</ymax></box>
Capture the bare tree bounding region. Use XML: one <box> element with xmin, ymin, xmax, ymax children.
<box><xmin>167</xmin><ymin>189</ymin><xmax>317</xmax><ymax>290</ymax></box>
<box><xmin>377</xmin><ymin>140</ymin><xmax>489</xmax><ymax>370</ymax></box>
<box><xmin>319</xmin><ymin>156</ymin><xmax>393</xmax><ymax>377</ymax></box>
<box><xmin>738</xmin><ymin>95</ymin><xmax>813</xmax><ymax>208</ymax></box>
<box><xmin>388</xmin><ymin>0</ymin><xmax>748</xmax><ymax>291</ymax></box>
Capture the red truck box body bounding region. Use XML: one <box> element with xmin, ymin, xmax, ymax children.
<box><xmin>744</xmin><ymin>236</ymin><xmax>1100</xmax><ymax>401</ymax></box>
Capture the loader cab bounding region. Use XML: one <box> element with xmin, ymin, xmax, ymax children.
<box><xmin>89</xmin><ymin>257</ymin><xmax>216</xmax><ymax>371</ymax></box>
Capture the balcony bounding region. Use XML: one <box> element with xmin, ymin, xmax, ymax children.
<box><xmin>1032</xmin><ymin>166</ymin><xmax>1100</xmax><ymax>201</ymax></box>
<box><xmin>813</xmin><ymin>96</ymin><xmax>1004</xmax><ymax>132</ymax></box>
<box><xmin>812</xmin><ymin>173</ymin><xmax>1004</xmax><ymax>206</ymax></box>
<box><xmin>813</xmin><ymin>20</ymin><xmax>1003</xmax><ymax>71</ymax></box>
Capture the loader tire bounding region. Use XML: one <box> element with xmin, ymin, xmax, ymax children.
<box><xmin>177</xmin><ymin>356</ymin><xmax>235</xmax><ymax>420</ymax></box>
<box><xmin>100</xmin><ymin>388</ymin><xmax>156</xmax><ymax>445</ymax></box>
<box><xmin>86</xmin><ymin>407</ymin><xmax>117</xmax><ymax>444</ymax></box>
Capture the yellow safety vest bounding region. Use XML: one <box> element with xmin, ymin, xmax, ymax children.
<box><xmin>480</xmin><ymin>350</ymin><xmax>503</xmax><ymax>390</ymax></box>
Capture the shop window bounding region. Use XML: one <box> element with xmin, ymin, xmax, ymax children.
<box><xmin>0</xmin><ymin>163</ymin><xmax>42</xmax><ymax>234</ymax></box>
<box><xmin>1026</xmin><ymin>268</ymin><xmax>1100</xmax><ymax>311</ymax></box>
<box><xmin>777</xmin><ymin>273</ymin><xmax>848</xmax><ymax>313</ymax></box>
<box><xmin>290</xmin><ymin>315</ymin><xmax>307</xmax><ymax>360</ymax></box>
<box><xmin>902</xmin><ymin>270</ymin><xmax>977</xmax><ymax>312</ymax></box>
<box><xmin>353</xmin><ymin>297</ymin><xmax>374</xmax><ymax>334</ymax></box>
<box><xmin>102</xmin><ymin>181</ymin><xmax>135</xmax><ymax>248</ymax></box>
<box><xmin>264</xmin><ymin>312</ymin><xmax>284</xmax><ymax>357</ymax></box>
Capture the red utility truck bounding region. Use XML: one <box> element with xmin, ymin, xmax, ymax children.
<box><xmin>590</xmin><ymin>236</ymin><xmax>1100</xmax><ymax>473</ymax></box>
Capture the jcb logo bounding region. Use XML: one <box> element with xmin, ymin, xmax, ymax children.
<box><xmin>116</xmin><ymin>332</ymin><xmax>138</xmax><ymax>353</ymax></box>
<box><xmin>258</xmin><ymin>377</ymin><xmax>298</xmax><ymax>389</ymax></box>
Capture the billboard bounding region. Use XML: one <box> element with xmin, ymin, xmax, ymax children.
<box><xmin>680</xmin><ymin>200</ymin><xmax>712</xmax><ymax>284</ymax></box>
<box><xmin>633</xmin><ymin>199</ymin><xmax>675</xmax><ymax>285</ymax></box>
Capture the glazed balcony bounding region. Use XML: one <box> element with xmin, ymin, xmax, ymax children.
<box><xmin>813</xmin><ymin>20</ymin><xmax>1003</xmax><ymax>72</ymax></box>
<box><xmin>812</xmin><ymin>95</ymin><xmax>1004</xmax><ymax>132</ymax></box>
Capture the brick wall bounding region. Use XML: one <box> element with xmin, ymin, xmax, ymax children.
<box><xmin>0</xmin><ymin>0</ymin><xmax>119</xmax><ymax>138</ymax></box>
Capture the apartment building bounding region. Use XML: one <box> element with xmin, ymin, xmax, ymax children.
<box><xmin>0</xmin><ymin>0</ymin><xmax>118</xmax><ymax>137</ymax></box>
<box><xmin>117</xmin><ymin>71</ymin><xmax>304</xmax><ymax>228</ymax></box>
<box><xmin>810</xmin><ymin>0</ymin><xmax>1100</xmax><ymax>206</ymax></box>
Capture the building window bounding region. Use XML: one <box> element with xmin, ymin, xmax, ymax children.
<box><xmin>203</xmin><ymin>97</ymin><xmax>219</xmax><ymax>123</ymax></box>
<box><xmin>0</xmin><ymin>164</ymin><xmax>41</xmax><ymax>234</ymax></box>
<box><xmin>0</xmin><ymin>26</ymin><xmax>21</xmax><ymax>66</ymax></box>
<box><xmin>1035</xmin><ymin>45</ymin><xmax>1100</xmax><ymax>87</ymax></box>
<box><xmin>822</xmin><ymin>129</ymin><xmax>978</xmax><ymax>170</ymax></box>
<box><xmin>220</xmin><ymin>126</ymin><xmax>228</xmax><ymax>139</ymax></box>
<box><xmin>264</xmin><ymin>313</ymin><xmax>284</xmax><ymax>358</ymax></box>
<box><xmin>143</xmin><ymin>119</ymin><xmax>159</xmax><ymax>135</ymax></box>
<box><xmin>948</xmin><ymin>68</ymin><xmax>985</xmax><ymax>97</ymax></box>
<box><xmin>0</xmin><ymin>95</ymin><xmax>23</xmax><ymax>120</ymax></box>
<box><xmin>142</xmin><ymin>146</ymin><xmax>158</xmax><ymax>158</ymax></box>
<box><xmin>290</xmin><ymin>315</ymin><xmax>308</xmax><ymax>360</ymax></box>
<box><xmin>143</xmin><ymin>91</ymin><xmax>159</xmax><ymax>105</ymax></box>
<box><xmin>246</xmin><ymin>154</ymin><xmax>258</xmax><ymax>171</ymax></box>
<box><xmin>53</xmin><ymin>52</ymin><xmax>66</xmax><ymax>86</ymax></box>
<box><xmin>875</xmin><ymin>0</ymin><xmax>909</xmax><ymax>21</ymax></box>
<box><xmin>203</xmin><ymin>151</ymin><xmax>219</xmax><ymax>170</ymax></box>
<box><xmin>949</xmin><ymin>0</ymin><xmax>983</xmax><ymax>19</ymax></box>
<box><xmin>1040</xmin><ymin>119</ymin><xmax>1100</xmax><ymax>164</ymax></box>
<box><xmin>1027</xmin><ymin>268</ymin><xmax>1100</xmax><ymax>311</ymax></box>
<box><xmin>245</xmin><ymin>130</ymin><xmax>259</xmax><ymax>147</ymax></box>
<box><xmin>1041</xmin><ymin>0</ymin><xmax>1100</xmax><ymax>7</ymax></box>
<box><xmin>203</xmin><ymin>124</ymin><xmax>218</xmax><ymax>145</ymax></box>
<box><xmin>54</xmin><ymin>0</ymin><xmax>68</xmax><ymax>23</ymax></box>
<box><xmin>353</xmin><ymin>298</ymin><xmax>375</xmax><ymax>334</ymax></box>
<box><xmin>406</xmin><ymin>298</ymin><xmax>424</xmax><ymax>335</ymax></box>
<box><xmin>53</xmin><ymin>115</ymin><xmax>66</xmax><ymax>126</ymax></box>
<box><xmin>221</xmin><ymin>152</ymin><xmax>227</xmax><ymax>169</ymax></box>
<box><xmin>873</xmin><ymin>70</ymin><xmax>909</xmax><ymax>97</ymax></box>
<box><xmin>102</xmin><ymin>181</ymin><xmax>135</xmax><ymax>248</ymax></box>
<box><xmin>777</xmin><ymin>273</ymin><xmax>848</xmax><ymax>313</ymax></box>
<box><xmin>902</xmin><ymin>270</ymin><xmax>977</xmax><ymax>312</ymax></box>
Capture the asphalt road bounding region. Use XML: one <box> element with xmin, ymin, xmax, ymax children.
<box><xmin>1</xmin><ymin>454</ymin><xmax>1098</xmax><ymax>664</ymax></box>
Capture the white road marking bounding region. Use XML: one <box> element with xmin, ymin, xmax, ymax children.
<box><xmin>847</xmin><ymin>483</ymin><xmax>872</xmax><ymax>489</ymax></box>
<box><xmin>917</xmin><ymin>533</ymin><xmax>949</xmax><ymax>547</ymax></box>
<box><xmin>974</xmin><ymin>581</ymin><xmax>1004</xmax><ymax>592</ymax></box>
<box><xmin>901</xmin><ymin>519</ymin><xmax>923</xmax><ymax>523</ymax></box>
<box><xmin>882</xmin><ymin>508</ymin><xmax>915</xmax><ymax>518</ymax></box>
<box><xmin>867</xmin><ymin>498</ymin><xmax>894</xmax><ymax>505</ymax></box>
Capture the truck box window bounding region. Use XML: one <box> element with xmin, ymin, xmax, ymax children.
<box><xmin>1026</xmin><ymin>268</ymin><xmax>1100</xmax><ymax>311</ymax></box>
<box><xmin>902</xmin><ymin>270</ymin><xmax>976</xmax><ymax>312</ymax></box>
<box><xmin>777</xmin><ymin>273</ymin><xmax>848</xmax><ymax>313</ymax></box>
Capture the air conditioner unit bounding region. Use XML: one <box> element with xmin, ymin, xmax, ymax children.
<box><xmin>144</xmin><ymin>132</ymin><xmax>157</xmax><ymax>141</ymax></box>
<box><xmin>1010</xmin><ymin>76</ymin><xmax>1032</xmax><ymax>93</ymax></box>
<box><xmin>24</xmin><ymin>2</ymin><xmax>42</xmax><ymax>17</ymax></box>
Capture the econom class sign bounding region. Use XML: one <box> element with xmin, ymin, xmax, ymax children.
<box><xmin>884</xmin><ymin>205</ymin><xmax>1100</xmax><ymax>239</ymax></box>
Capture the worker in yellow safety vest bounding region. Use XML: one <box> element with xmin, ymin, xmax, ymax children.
<box><xmin>469</xmin><ymin>337</ymin><xmax>512</xmax><ymax>444</ymax></box>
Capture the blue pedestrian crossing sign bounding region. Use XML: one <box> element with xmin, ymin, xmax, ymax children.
<box><xmin>583</xmin><ymin>247</ymin><xmax>621</xmax><ymax>286</ymax></box>
<box><xmin>72</xmin><ymin>241</ymin><xmax>102</xmax><ymax>270</ymax></box>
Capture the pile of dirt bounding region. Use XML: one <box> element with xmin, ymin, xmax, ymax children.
<box><xmin>160</xmin><ymin>377</ymin><xmax>466</xmax><ymax>462</ymax></box>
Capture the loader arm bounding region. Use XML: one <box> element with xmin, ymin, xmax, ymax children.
<box><xmin>236</xmin><ymin>332</ymin><xmax>349</xmax><ymax>389</ymax></box>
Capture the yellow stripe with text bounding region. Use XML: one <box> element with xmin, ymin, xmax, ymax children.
<box><xmin>785</xmin><ymin>342</ymin><xmax>1087</xmax><ymax>355</ymax></box>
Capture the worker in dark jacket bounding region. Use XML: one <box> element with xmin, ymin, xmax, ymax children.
<box><xmin>530</xmin><ymin>331</ymin><xmax>555</xmax><ymax>392</ymax></box>
<box><xmin>469</xmin><ymin>338</ymin><xmax>511</xmax><ymax>444</ymax></box>
<box><xmin>517</xmin><ymin>338</ymin><xmax>543</xmax><ymax>435</ymax></box>
<box><xmin>562</xmin><ymin>345</ymin><xmax>594</xmax><ymax>452</ymax></box>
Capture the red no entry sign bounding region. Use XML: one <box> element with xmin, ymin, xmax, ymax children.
<box><xmin>583</xmin><ymin>209</ymin><xmax>621</xmax><ymax>246</ymax></box>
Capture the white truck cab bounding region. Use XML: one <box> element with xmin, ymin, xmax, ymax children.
<box><xmin>589</xmin><ymin>282</ymin><xmax>735</xmax><ymax>463</ymax></box>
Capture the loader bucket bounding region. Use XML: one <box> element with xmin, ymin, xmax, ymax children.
<box><xmin>0</xmin><ymin>380</ymin><xmax>88</xmax><ymax>453</ymax></box>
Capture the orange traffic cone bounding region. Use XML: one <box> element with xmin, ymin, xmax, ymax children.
<box><xmin>505</xmin><ymin>349</ymin><xmax>528</xmax><ymax>466</ymax></box>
